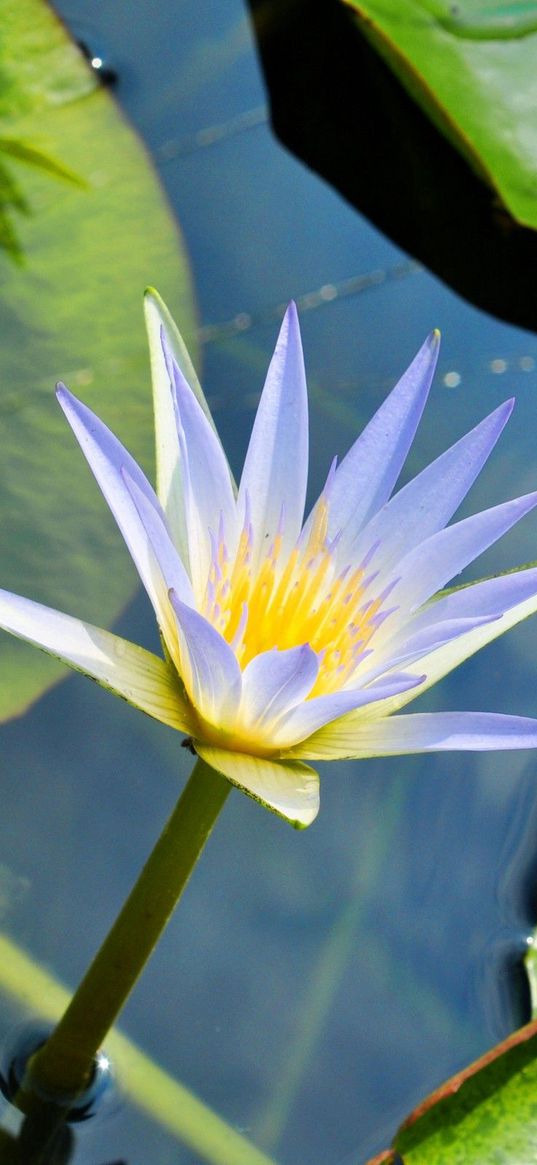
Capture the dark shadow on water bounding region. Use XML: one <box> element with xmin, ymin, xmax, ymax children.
<box><xmin>247</xmin><ymin>0</ymin><xmax>537</xmax><ymax>334</ymax></box>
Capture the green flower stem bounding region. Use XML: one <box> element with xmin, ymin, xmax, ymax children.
<box><xmin>23</xmin><ymin>757</ymin><xmax>230</xmax><ymax>1102</ymax></box>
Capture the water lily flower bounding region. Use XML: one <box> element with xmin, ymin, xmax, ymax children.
<box><xmin>2</xmin><ymin>293</ymin><xmax>537</xmax><ymax>828</ymax></box>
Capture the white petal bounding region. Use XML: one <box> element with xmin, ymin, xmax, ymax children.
<box><xmin>169</xmin><ymin>346</ymin><xmax>237</xmax><ymax>598</ymax></box>
<box><xmin>56</xmin><ymin>385</ymin><xmax>172</xmax><ymax>629</ymax></box>
<box><xmin>352</xmin><ymin>399</ymin><xmax>514</xmax><ymax>574</ymax></box>
<box><xmin>290</xmin><ymin>711</ymin><xmax>537</xmax><ymax>761</ymax></box>
<box><xmin>122</xmin><ymin>469</ymin><xmax>194</xmax><ymax>663</ymax></box>
<box><xmin>399</xmin><ymin>583</ymin><xmax>537</xmax><ymax>710</ymax></box>
<box><xmin>237</xmin><ymin>303</ymin><xmax>308</xmax><ymax>570</ymax></box>
<box><xmin>271</xmin><ymin>670</ymin><xmax>424</xmax><ymax>748</ymax></box>
<box><xmin>305</xmin><ymin>331</ymin><xmax>439</xmax><ymax>551</ymax></box>
<box><xmin>169</xmin><ymin>595</ymin><xmax>242</xmax><ymax>727</ymax></box>
<box><xmin>387</xmin><ymin>491</ymin><xmax>537</xmax><ymax>613</ymax></box>
<box><xmin>371</xmin><ymin>565</ymin><xmax>537</xmax><ymax>671</ymax></box>
<box><xmin>0</xmin><ymin>589</ymin><xmax>191</xmax><ymax>732</ymax></box>
<box><xmin>194</xmin><ymin>743</ymin><xmax>320</xmax><ymax>827</ymax></box>
<box><xmin>427</xmin><ymin>564</ymin><xmax>537</xmax><ymax>621</ymax></box>
<box><xmin>240</xmin><ymin>644</ymin><xmax>318</xmax><ymax>729</ymax></box>
<box><xmin>365</xmin><ymin>614</ymin><xmax>499</xmax><ymax>673</ymax></box>
<box><xmin>289</xmin><ymin>580</ymin><xmax>537</xmax><ymax>752</ymax></box>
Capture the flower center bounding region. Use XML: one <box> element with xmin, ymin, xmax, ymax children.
<box><xmin>201</xmin><ymin>499</ymin><xmax>392</xmax><ymax>697</ymax></box>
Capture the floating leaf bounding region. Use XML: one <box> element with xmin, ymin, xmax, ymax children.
<box><xmin>345</xmin><ymin>0</ymin><xmax>537</xmax><ymax>230</ymax></box>
<box><xmin>366</xmin><ymin>1019</ymin><xmax>537</xmax><ymax>1164</ymax></box>
<box><xmin>0</xmin><ymin>134</ymin><xmax>86</xmax><ymax>261</ymax></box>
<box><xmin>0</xmin><ymin>0</ymin><xmax>196</xmax><ymax>722</ymax></box>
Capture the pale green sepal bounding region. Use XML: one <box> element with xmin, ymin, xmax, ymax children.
<box><xmin>0</xmin><ymin>590</ymin><xmax>191</xmax><ymax>733</ymax></box>
<box><xmin>144</xmin><ymin>288</ymin><xmax>236</xmax><ymax>561</ymax></box>
<box><xmin>145</xmin><ymin>287</ymin><xmax>213</xmax><ymax>427</ymax></box>
<box><xmin>194</xmin><ymin>743</ymin><xmax>320</xmax><ymax>828</ymax></box>
<box><xmin>144</xmin><ymin>287</ymin><xmax>191</xmax><ymax>560</ymax></box>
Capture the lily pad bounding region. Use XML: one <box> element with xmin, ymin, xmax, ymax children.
<box><xmin>0</xmin><ymin>0</ymin><xmax>196</xmax><ymax>722</ymax></box>
<box><xmin>0</xmin><ymin>134</ymin><xmax>86</xmax><ymax>263</ymax></box>
<box><xmin>345</xmin><ymin>0</ymin><xmax>537</xmax><ymax>230</ymax></box>
<box><xmin>366</xmin><ymin>1018</ymin><xmax>537</xmax><ymax>1164</ymax></box>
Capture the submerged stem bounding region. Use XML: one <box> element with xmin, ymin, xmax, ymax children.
<box><xmin>23</xmin><ymin>757</ymin><xmax>230</xmax><ymax>1102</ymax></box>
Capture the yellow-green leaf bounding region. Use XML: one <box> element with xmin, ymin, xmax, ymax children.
<box><xmin>0</xmin><ymin>0</ymin><xmax>196</xmax><ymax>722</ymax></box>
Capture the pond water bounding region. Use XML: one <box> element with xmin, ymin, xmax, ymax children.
<box><xmin>1</xmin><ymin>1</ymin><xmax>537</xmax><ymax>1162</ymax></box>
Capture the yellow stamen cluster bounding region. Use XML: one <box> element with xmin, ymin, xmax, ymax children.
<box><xmin>202</xmin><ymin>500</ymin><xmax>387</xmax><ymax>698</ymax></box>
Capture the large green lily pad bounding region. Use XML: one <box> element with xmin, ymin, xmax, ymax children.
<box><xmin>0</xmin><ymin>0</ymin><xmax>196</xmax><ymax>722</ymax></box>
<box><xmin>345</xmin><ymin>0</ymin><xmax>537</xmax><ymax>229</ymax></box>
<box><xmin>366</xmin><ymin>1018</ymin><xmax>537</xmax><ymax>1165</ymax></box>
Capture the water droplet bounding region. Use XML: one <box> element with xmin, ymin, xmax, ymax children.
<box><xmin>77</xmin><ymin>40</ymin><xmax>118</xmax><ymax>86</ymax></box>
<box><xmin>434</xmin><ymin>0</ymin><xmax>537</xmax><ymax>41</ymax></box>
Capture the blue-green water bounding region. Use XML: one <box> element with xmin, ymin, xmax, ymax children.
<box><xmin>1</xmin><ymin>1</ymin><xmax>537</xmax><ymax>1162</ymax></box>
